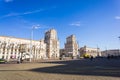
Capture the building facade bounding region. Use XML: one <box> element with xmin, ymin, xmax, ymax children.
<box><xmin>44</xmin><ymin>29</ymin><xmax>59</xmax><ymax>59</ymax></box>
<box><xmin>0</xmin><ymin>36</ymin><xmax>46</xmax><ymax>61</ymax></box>
<box><xmin>65</xmin><ymin>35</ymin><xmax>79</xmax><ymax>58</ymax></box>
<box><xmin>101</xmin><ymin>49</ymin><xmax>120</xmax><ymax>57</ymax></box>
<box><xmin>79</xmin><ymin>46</ymin><xmax>101</xmax><ymax>58</ymax></box>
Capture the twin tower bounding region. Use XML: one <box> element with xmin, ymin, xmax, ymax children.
<box><xmin>45</xmin><ymin>29</ymin><xmax>79</xmax><ymax>59</ymax></box>
<box><xmin>44</xmin><ymin>29</ymin><xmax>79</xmax><ymax>58</ymax></box>
<box><xmin>44</xmin><ymin>29</ymin><xmax>59</xmax><ymax>58</ymax></box>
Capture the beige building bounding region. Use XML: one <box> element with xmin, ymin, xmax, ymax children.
<box><xmin>65</xmin><ymin>35</ymin><xmax>79</xmax><ymax>58</ymax></box>
<box><xmin>79</xmin><ymin>46</ymin><xmax>101</xmax><ymax>58</ymax></box>
<box><xmin>44</xmin><ymin>29</ymin><xmax>59</xmax><ymax>59</ymax></box>
<box><xmin>0</xmin><ymin>36</ymin><xmax>46</xmax><ymax>61</ymax></box>
<box><xmin>101</xmin><ymin>49</ymin><xmax>120</xmax><ymax>57</ymax></box>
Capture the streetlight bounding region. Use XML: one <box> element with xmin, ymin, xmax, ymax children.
<box><xmin>118</xmin><ymin>36</ymin><xmax>120</xmax><ymax>56</ymax></box>
<box><xmin>29</xmin><ymin>25</ymin><xmax>40</xmax><ymax>62</ymax></box>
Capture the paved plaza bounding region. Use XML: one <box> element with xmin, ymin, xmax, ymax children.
<box><xmin>0</xmin><ymin>58</ymin><xmax>120</xmax><ymax>80</ymax></box>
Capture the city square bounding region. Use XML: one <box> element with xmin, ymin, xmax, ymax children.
<box><xmin>0</xmin><ymin>58</ymin><xmax>120</xmax><ymax>80</ymax></box>
<box><xmin>0</xmin><ymin>0</ymin><xmax>120</xmax><ymax>80</ymax></box>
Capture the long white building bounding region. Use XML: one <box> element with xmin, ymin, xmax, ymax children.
<box><xmin>0</xmin><ymin>36</ymin><xmax>46</xmax><ymax>61</ymax></box>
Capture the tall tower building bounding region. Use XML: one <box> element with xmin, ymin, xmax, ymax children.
<box><xmin>65</xmin><ymin>35</ymin><xmax>79</xmax><ymax>58</ymax></box>
<box><xmin>44</xmin><ymin>29</ymin><xmax>59</xmax><ymax>58</ymax></box>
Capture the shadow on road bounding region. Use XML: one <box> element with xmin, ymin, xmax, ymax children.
<box><xmin>30</xmin><ymin>58</ymin><xmax>120</xmax><ymax>77</ymax></box>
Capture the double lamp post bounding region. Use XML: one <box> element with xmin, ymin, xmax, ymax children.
<box><xmin>29</xmin><ymin>25</ymin><xmax>40</xmax><ymax>62</ymax></box>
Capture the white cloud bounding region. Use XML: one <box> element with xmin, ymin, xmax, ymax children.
<box><xmin>69</xmin><ymin>21</ymin><xmax>81</xmax><ymax>27</ymax></box>
<box><xmin>0</xmin><ymin>9</ymin><xmax>44</xmax><ymax>19</ymax></box>
<box><xmin>22</xmin><ymin>9</ymin><xmax>44</xmax><ymax>15</ymax></box>
<box><xmin>2</xmin><ymin>13</ymin><xmax>18</xmax><ymax>17</ymax></box>
<box><xmin>4</xmin><ymin>0</ymin><xmax>13</xmax><ymax>2</ymax></box>
<box><xmin>115</xmin><ymin>16</ymin><xmax>120</xmax><ymax>20</ymax></box>
<box><xmin>0</xmin><ymin>6</ymin><xmax>56</xmax><ymax>19</ymax></box>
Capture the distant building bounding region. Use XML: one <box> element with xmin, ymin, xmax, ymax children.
<box><xmin>60</xmin><ymin>49</ymin><xmax>65</xmax><ymax>57</ymax></box>
<box><xmin>0</xmin><ymin>36</ymin><xmax>46</xmax><ymax>61</ymax></box>
<box><xmin>79</xmin><ymin>46</ymin><xmax>101</xmax><ymax>58</ymax></box>
<box><xmin>101</xmin><ymin>49</ymin><xmax>120</xmax><ymax>57</ymax></box>
<box><xmin>44</xmin><ymin>29</ymin><xmax>60</xmax><ymax>59</ymax></box>
<box><xmin>65</xmin><ymin>35</ymin><xmax>79</xmax><ymax>58</ymax></box>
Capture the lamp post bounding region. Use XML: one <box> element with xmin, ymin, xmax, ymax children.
<box><xmin>29</xmin><ymin>25</ymin><xmax>40</xmax><ymax>62</ymax></box>
<box><xmin>118</xmin><ymin>36</ymin><xmax>120</xmax><ymax>56</ymax></box>
<box><xmin>96</xmin><ymin>45</ymin><xmax>100</xmax><ymax>57</ymax></box>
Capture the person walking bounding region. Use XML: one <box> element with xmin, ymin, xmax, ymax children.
<box><xmin>17</xmin><ymin>56</ymin><xmax>21</xmax><ymax>64</ymax></box>
<box><xmin>90</xmin><ymin>56</ymin><xmax>93</xmax><ymax>61</ymax></box>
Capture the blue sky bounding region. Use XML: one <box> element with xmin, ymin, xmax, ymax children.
<box><xmin>0</xmin><ymin>0</ymin><xmax>120</xmax><ymax>50</ymax></box>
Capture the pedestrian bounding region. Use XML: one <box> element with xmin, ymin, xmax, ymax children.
<box><xmin>90</xmin><ymin>56</ymin><xmax>93</xmax><ymax>61</ymax></box>
<box><xmin>17</xmin><ymin>56</ymin><xmax>20</xmax><ymax>64</ymax></box>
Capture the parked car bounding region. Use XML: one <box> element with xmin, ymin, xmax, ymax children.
<box><xmin>0</xmin><ymin>59</ymin><xmax>7</xmax><ymax>64</ymax></box>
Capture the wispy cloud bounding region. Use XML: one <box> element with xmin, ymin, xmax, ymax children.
<box><xmin>69</xmin><ymin>21</ymin><xmax>81</xmax><ymax>27</ymax></box>
<box><xmin>2</xmin><ymin>13</ymin><xmax>18</xmax><ymax>18</ymax></box>
<box><xmin>4</xmin><ymin>0</ymin><xmax>13</xmax><ymax>2</ymax></box>
<box><xmin>22</xmin><ymin>9</ymin><xmax>44</xmax><ymax>15</ymax></box>
<box><xmin>0</xmin><ymin>6</ymin><xmax>56</xmax><ymax>19</ymax></box>
<box><xmin>115</xmin><ymin>16</ymin><xmax>120</xmax><ymax>20</ymax></box>
<box><xmin>0</xmin><ymin>9</ymin><xmax>44</xmax><ymax>19</ymax></box>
